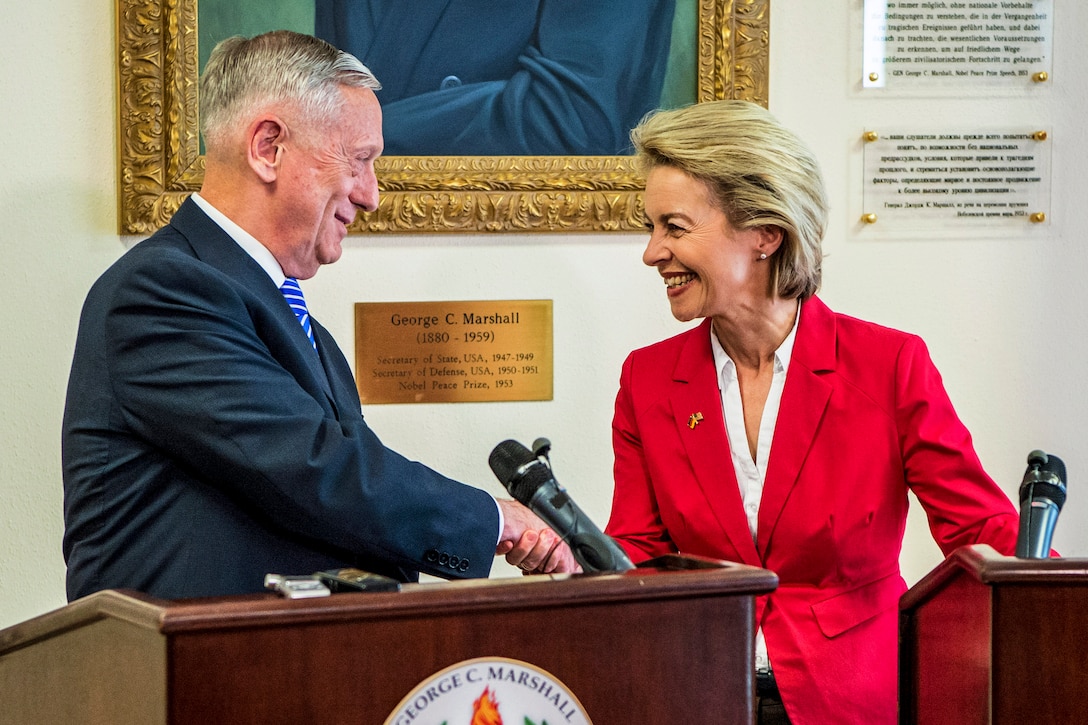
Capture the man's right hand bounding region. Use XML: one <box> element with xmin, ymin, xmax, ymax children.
<box><xmin>495</xmin><ymin>499</ymin><xmax>582</xmax><ymax>574</ymax></box>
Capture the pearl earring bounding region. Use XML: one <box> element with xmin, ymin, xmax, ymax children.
<box><xmin>759</xmin><ymin>253</ymin><xmax>767</xmax><ymax>260</ymax></box>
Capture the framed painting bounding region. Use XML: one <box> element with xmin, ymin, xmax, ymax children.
<box><xmin>116</xmin><ymin>0</ymin><xmax>769</xmax><ymax>234</ymax></box>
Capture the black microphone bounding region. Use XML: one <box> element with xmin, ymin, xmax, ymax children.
<box><xmin>1015</xmin><ymin>449</ymin><xmax>1066</xmax><ymax>559</ymax></box>
<box><xmin>489</xmin><ymin>439</ymin><xmax>635</xmax><ymax>573</ymax></box>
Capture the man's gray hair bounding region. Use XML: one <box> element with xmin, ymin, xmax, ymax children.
<box><xmin>200</xmin><ymin>30</ymin><xmax>381</xmax><ymax>150</ymax></box>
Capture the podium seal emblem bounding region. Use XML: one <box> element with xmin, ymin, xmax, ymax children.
<box><xmin>383</xmin><ymin>657</ymin><xmax>592</xmax><ymax>724</ymax></box>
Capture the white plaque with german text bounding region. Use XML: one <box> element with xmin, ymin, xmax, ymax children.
<box><xmin>861</xmin><ymin>0</ymin><xmax>1053</xmax><ymax>92</ymax></box>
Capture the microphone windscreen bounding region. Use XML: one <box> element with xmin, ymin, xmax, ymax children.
<box><xmin>1042</xmin><ymin>454</ymin><xmax>1068</xmax><ymax>509</ymax></box>
<box><xmin>1021</xmin><ymin>451</ymin><xmax>1068</xmax><ymax>509</ymax></box>
<box><xmin>488</xmin><ymin>439</ymin><xmax>535</xmax><ymax>487</ymax></box>
<box><xmin>1044</xmin><ymin>454</ymin><xmax>1067</xmax><ymax>486</ymax></box>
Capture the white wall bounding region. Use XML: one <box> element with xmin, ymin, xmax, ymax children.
<box><xmin>770</xmin><ymin>1</ymin><xmax>1088</xmax><ymax>583</ymax></box>
<box><xmin>2</xmin><ymin>1</ymin><xmax>1085</xmax><ymax>630</ymax></box>
<box><xmin>1</xmin><ymin>3</ymin><xmax>120</xmax><ymax>627</ymax></box>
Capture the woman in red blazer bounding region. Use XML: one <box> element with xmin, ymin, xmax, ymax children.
<box><xmin>604</xmin><ymin>101</ymin><xmax>1021</xmax><ymax>724</ymax></box>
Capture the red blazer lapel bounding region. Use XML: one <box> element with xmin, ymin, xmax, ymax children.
<box><xmin>757</xmin><ymin>298</ymin><xmax>837</xmax><ymax>558</ymax></box>
<box><xmin>673</xmin><ymin>320</ymin><xmax>762</xmax><ymax>566</ymax></box>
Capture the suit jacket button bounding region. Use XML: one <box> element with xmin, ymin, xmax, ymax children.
<box><xmin>424</xmin><ymin>548</ymin><xmax>439</xmax><ymax>563</ymax></box>
<box><xmin>458</xmin><ymin>560</ymin><xmax>470</xmax><ymax>572</ymax></box>
<box><xmin>440</xmin><ymin>75</ymin><xmax>462</xmax><ymax>90</ymax></box>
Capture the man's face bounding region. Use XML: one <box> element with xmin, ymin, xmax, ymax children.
<box><xmin>272</xmin><ymin>85</ymin><xmax>383</xmax><ymax>279</ymax></box>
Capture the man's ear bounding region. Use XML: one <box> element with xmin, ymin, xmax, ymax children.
<box><xmin>247</xmin><ymin>116</ymin><xmax>286</xmax><ymax>183</ymax></box>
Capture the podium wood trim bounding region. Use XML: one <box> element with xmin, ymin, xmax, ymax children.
<box><xmin>2</xmin><ymin>558</ymin><xmax>776</xmax><ymax>724</ymax></box>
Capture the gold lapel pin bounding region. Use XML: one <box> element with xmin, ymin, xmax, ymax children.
<box><xmin>687</xmin><ymin>412</ymin><xmax>704</xmax><ymax>429</ymax></box>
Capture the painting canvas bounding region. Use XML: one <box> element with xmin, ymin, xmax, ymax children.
<box><xmin>118</xmin><ymin>0</ymin><xmax>769</xmax><ymax>233</ymax></box>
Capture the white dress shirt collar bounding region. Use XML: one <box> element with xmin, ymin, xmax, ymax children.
<box><xmin>191</xmin><ymin>193</ymin><xmax>286</xmax><ymax>287</ymax></box>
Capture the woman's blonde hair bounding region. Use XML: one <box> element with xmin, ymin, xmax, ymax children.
<box><xmin>631</xmin><ymin>100</ymin><xmax>828</xmax><ymax>300</ymax></box>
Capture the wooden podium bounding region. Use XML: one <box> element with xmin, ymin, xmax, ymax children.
<box><xmin>0</xmin><ymin>556</ymin><xmax>776</xmax><ymax>724</ymax></box>
<box><xmin>899</xmin><ymin>545</ymin><xmax>1088</xmax><ymax>724</ymax></box>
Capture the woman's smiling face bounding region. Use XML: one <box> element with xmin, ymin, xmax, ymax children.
<box><xmin>642</xmin><ymin>165</ymin><xmax>770</xmax><ymax>322</ymax></box>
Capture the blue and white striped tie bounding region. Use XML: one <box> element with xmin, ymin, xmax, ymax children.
<box><xmin>279</xmin><ymin>277</ymin><xmax>317</xmax><ymax>351</ymax></box>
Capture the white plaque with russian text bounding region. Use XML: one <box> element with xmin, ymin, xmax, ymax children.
<box><xmin>861</xmin><ymin>128</ymin><xmax>1051</xmax><ymax>232</ymax></box>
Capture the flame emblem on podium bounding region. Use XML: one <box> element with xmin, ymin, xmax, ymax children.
<box><xmin>470</xmin><ymin>687</ymin><xmax>503</xmax><ymax>725</ymax></box>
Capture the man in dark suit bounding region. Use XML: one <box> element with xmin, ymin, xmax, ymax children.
<box><xmin>61</xmin><ymin>30</ymin><xmax>574</xmax><ymax>601</ymax></box>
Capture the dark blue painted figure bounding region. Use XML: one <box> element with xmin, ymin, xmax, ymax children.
<box><xmin>315</xmin><ymin>0</ymin><xmax>677</xmax><ymax>155</ymax></box>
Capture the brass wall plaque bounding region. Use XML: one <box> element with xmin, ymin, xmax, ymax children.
<box><xmin>355</xmin><ymin>300</ymin><xmax>553</xmax><ymax>404</ymax></box>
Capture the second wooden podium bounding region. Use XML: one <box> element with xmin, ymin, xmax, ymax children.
<box><xmin>899</xmin><ymin>545</ymin><xmax>1088</xmax><ymax>724</ymax></box>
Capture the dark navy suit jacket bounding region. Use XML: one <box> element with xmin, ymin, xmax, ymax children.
<box><xmin>315</xmin><ymin>0</ymin><xmax>676</xmax><ymax>155</ymax></box>
<box><xmin>62</xmin><ymin>199</ymin><xmax>499</xmax><ymax>600</ymax></box>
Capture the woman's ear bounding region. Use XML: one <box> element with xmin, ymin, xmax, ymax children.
<box><xmin>756</xmin><ymin>225</ymin><xmax>785</xmax><ymax>258</ymax></box>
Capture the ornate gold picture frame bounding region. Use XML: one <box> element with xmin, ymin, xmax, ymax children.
<box><xmin>117</xmin><ymin>0</ymin><xmax>769</xmax><ymax>235</ymax></box>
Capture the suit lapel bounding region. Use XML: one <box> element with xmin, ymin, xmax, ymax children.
<box><xmin>756</xmin><ymin>297</ymin><xmax>836</xmax><ymax>557</ymax></box>
<box><xmin>305</xmin><ymin>328</ymin><xmax>336</xmax><ymax>409</ymax></box>
<box><xmin>284</xmin><ymin>309</ymin><xmax>334</xmax><ymax>405</ymax></box>
<box><xmin>313</xmin><ymin>321</ymin><xmax>348</xmax><ymax>419</ymax></box>
<box><xmin>170</xmin><ymin>198</ymin><xmax>336</xmax><ymax>406</ymax></box>
<box><xmin>673</xmin><ymin>320</ymin><xmax>762</xmax><ymax>566</ymax></box>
